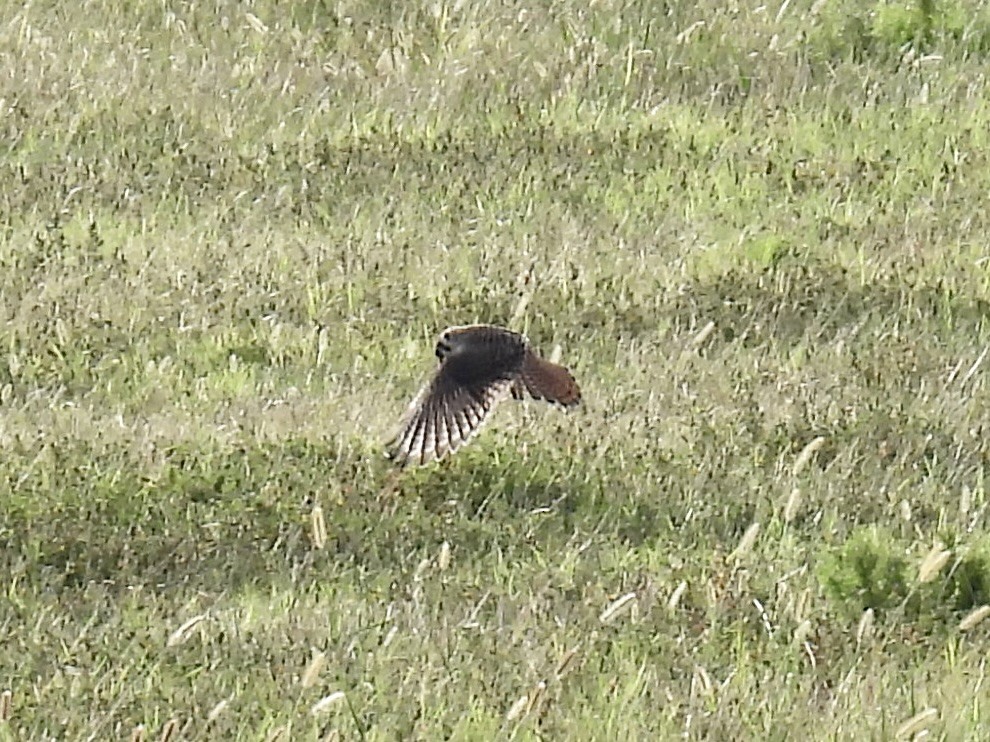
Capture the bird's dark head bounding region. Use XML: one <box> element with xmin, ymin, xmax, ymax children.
<box><xmin>435</xmin><ymin>328</ymin><xmax>458</xmax><ymax>360</ymax></box>
<box><xmin>435</xmin><ymin>326</ymin><xmax>474</xmax><ymax>361</ymax></box>
<box><xmin>435</xmin><ymin>336</ymin><xmax>452</xmax><ymax>361</ymax></box>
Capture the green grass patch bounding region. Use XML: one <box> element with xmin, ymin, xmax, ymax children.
<box><xmin>3</xmin><ymin>0</ymin><xmax>990</xmax><ymax>738</ymax></box>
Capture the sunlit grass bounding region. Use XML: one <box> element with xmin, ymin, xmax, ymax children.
<box><xmin>3</xmin><ymin>0</ymin><xmax>990</xmax><ymax>738</ymax></box>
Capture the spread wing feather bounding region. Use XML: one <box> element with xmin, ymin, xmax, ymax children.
<box><xmin>389</xmin><ymin>368</ymin><xmax>514</xmax><ymax>467</ymax></box>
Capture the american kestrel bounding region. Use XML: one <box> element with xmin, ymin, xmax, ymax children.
<box><xmin>388</xmin><ymin>324</ymin><xmax>581</xmax><ymax>466</ymax></box>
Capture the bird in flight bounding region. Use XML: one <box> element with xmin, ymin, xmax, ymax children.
<box><xmin>388</xmin><ymin>324</ymin><xmax>581</xmax><ymax>467</ymax></box>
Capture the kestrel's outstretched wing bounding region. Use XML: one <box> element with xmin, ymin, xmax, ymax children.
<box><xmin>389</xmin><ymin>368</ymin><xmax>515</xmax><ymax>467</ymax></box>
<box><xmin>389</xmin><ymin>325</ymin><xmax>524</xmax><ymax>466</ymax></box>
<box><xmin>388</xmin><ymin>324</ymin><xmax>581</xmax><ymax>467</ymax></box>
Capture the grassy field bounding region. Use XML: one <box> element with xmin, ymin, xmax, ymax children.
<box><xmin>4</xmin><ymin>0</ymin><xmax>990</xmax><ymax>738</ymax></box>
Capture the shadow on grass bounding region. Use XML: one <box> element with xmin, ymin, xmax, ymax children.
<box><xmin>7</xmin><ymin>259</ymin><xmax>990</xmax><ymax>600</ymax></box>
<box><xmin>584</xmin><ymin>255</ymin><xmax>990</xmax><ymax>348</ymax></box>
<box><xmin>3</xmin><ymin>437</ymin><xmax>602</xmax><ymax>600</ymax></box>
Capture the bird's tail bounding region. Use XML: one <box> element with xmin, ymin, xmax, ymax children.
<box><xmin>513</xmin><ymin>350</ymin><xmax>581</xmax><ymax>406</ymax></box>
